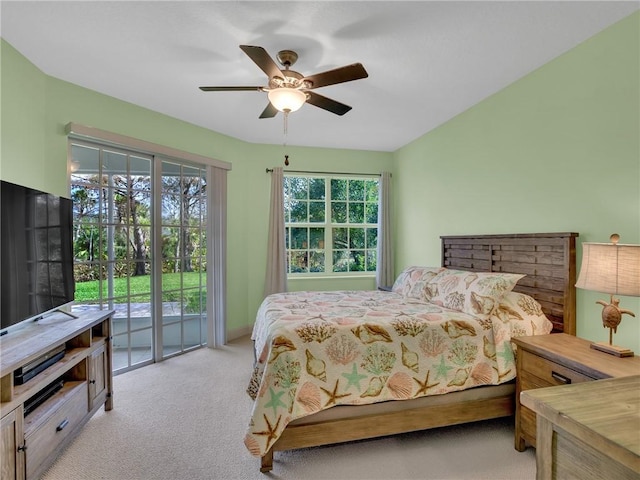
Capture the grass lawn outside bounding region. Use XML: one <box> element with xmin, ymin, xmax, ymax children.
<box><xmin>74</xmin><ymin>272</ymin><xmax>204</xmax><ymax>303</ymax></box>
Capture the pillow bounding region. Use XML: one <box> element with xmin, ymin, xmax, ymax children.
<box><xmin>426</xmin><ymin>268</ymin><xmax>524</xmax><ymax>319</ymax></box>
<box><xmin>391</xmin><ymin>266</ymin><xmax>445</xmax><ymax>299</ymax></box>
<box><xmin>492</xmin><ymin>291</ymin><xmax>553</xmax><ymax>337</ymax></box>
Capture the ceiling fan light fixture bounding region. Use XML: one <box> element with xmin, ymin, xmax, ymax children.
<box><xmin>268</xmin><ymin>87</ymin><xmax>306</xmax><ymax>113</ymax></box>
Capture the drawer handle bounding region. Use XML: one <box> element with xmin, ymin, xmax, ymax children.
<box><xmin>56</xmin><ymin>419</ymin><xmax>69</xmax><ymax>432</ymax></box>
<box><xmin>551</xmin><ymin>371</ymin><xmax>571</xmax><ymax>384</ymax></box>
<box><xmin>89</xmin><ymin>379</ymin><xmax>96</xmax><ymax>385</ymax></box>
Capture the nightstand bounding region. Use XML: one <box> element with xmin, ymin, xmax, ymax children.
<box><xmin>512</xmin><ymin>333</ymin><xmax>640</xmax><ymax>452</ymax></box>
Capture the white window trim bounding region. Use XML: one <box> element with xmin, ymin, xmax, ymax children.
<box><xmin>65</xmin><ymin>123</ymin><xmax>231</xmax><ymax>172</ymax></box>
<box><xmin>284</xmin><ymin>173</ymin><xmax>379</xmax><ymax>278</ymax></box>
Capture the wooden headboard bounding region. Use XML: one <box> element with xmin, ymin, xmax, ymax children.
<box><xmin>441</xmin><ymin>233</ymin><xmax>578</xmax><ymax>335</ymax></box>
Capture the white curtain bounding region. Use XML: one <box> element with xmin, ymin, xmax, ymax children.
<box><xmin>264</xmin><ymin>167</ymin><xmax>288</xmax><ymax>297</ymax></box>
<box><xmin>207</xmin><ymin>165</ymin><xmax>227</xmax><ymax>347</ymax></box>
<box><xmin>376</xmin><ymin>171</ymin><xmax>394</xmax><ymax>289</ymax></box>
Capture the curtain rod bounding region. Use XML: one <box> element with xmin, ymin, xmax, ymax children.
<box><xmin>265</xmin><ymin>168</ymin><xmax>384</xmax><ymax>177</ymax></box>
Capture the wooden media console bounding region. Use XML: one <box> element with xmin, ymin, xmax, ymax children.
<box><xmin>0</xmin><ymin>310</ymin><xmax>114</xmax><ymax>480</ymax></box>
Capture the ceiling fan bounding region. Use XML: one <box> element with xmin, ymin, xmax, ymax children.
<box><xmin>199</xmin><ymin>45</ymin><xmax>368</xmax><ymax>118</ymax></box>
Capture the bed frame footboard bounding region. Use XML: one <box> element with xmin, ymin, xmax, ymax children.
<box><xmin>260</xmin><ymin>393</ymin><xmax>514</xmax><ymax>472</ymax></box>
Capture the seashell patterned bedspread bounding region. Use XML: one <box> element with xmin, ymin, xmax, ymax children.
<box><xmin>244</xmin><ymin>290</ymin><xmax>541</xmax><ymax>457</ymax></box>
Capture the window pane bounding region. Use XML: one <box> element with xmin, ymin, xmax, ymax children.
<box><xmin>72</xmin><ymin>184</ymin><xmax>100</xmax><ymax>219</ymax></box>
<box><xmin>310</xmin><ymin>228</ymin><xmax>325</xmax><ymax>249</ymax></box>
<box><xmin>114</xmin><ymin>228</ymin><xmax>129</xmax><ymax>259</ymax></box>
<box><xmin>309</xmin><ymin>251</ymin><xmax>325</xmax><ymax>273</ymax></box>
<box><xmin>182</xmin><ymin>165</ymin><xmax>200</xmax><ymax>179</ymax></box>
<box><xmin>291</xmin><ymin>251</ymin><xmax>308</xmax><ymax>273</ymax></box>
<box><xmin>71</xmin><ymin>144</ymin><xmax>100</xmax><ymax>174</ymax></box>
<box><xmin>133</xmin><ymin>191</ymin><xmax>151</xmax><ymax>226</ymax></box>
<box><xmin>366</xmin><ymin>203</ymin><xmax>378</xmax><ymax>224</ymax></box>
<box><xmin>350</xmin><ymin>228</ymin><xmax>365</xmax><ymax>248</ymax></box>
<box><xmin>130</xmin><ymin>156</ymin><xmax>151</xmax><ymax>182</ymax></box>
<box><xmin>365</xmin><ymin>180</ymin><xmax>379</xmax><ymax>202</ymax></box>
<box><xmin>183</xmin><ymin>317</ymin><xmax>202</xmax><ymax>349</ymax></box>
<box><xmin>103</xmin><ymin>151</ymin><xmax>127</xmax><ymax>175</ymax></box>
<box><xmin>308</xmin><ymin>178</ymin><xmax>325</xmax><ymax>200</ymax></box>
<box><xmin>333</xmin><ymin>250</ymin><xmax>350</xmax><ymax>272</ymax></box>
<box><xmin>349</xmin><ymin>203</ymin><xmax>364</xmax><ymax>223</ymax></box>
<box><xmin>291</xmin><ymin>227</ymin><xmax>308</xmax><ymax>249</ymax></box>
<box><xmin>308</xmin><ymin>201</ymin><xmax>325</xmax><ymax>222</ymax></box>
<box><xmin>162</xmin><ymin>227</ymin><xmax>180</xmax><ymax>260</ymax></box>
<box><xmin>351</xmin><ymin>251</ymin><xmax>365</xmax><ymax>271</ymax></box>
<box><xmin>367</xmin><ymin>250</ymin><xmax>377</xmax><ymax>272</ymax></box>
<box><xmin>74</xmin><ymin>224</ymin><xmax>100</xmax><ymax>262</ymax></box>
<box><xmin>183</xmin><ymin>196</ymin><xmax>201</xmax><ymax>223</ymax></box>
<box><xmin>333</xmin><ymin>228</ymin><xmax>348</xmax><ymax>250</ymax></box>
<box><xmin>290</xmin><ymin>177</ymin><xmax>308</xmax><ymax>200</ymax></box>
<box><xmin>348</xmin><ymin>180</ymin><xmax>365</xmax><ymax>201</ymax></box>
<box><xmin>284</xmin><ymin>176</ymin><xmax>291</xmax><ymax>196</ymax></box>
<box><xmin>290</xmin><ymin>200</ymin><xmax>307</xmax><ymax>223</ymax></box>
<box><xmin>332</xmin><ymin>202</ymin><xmax>347</xmax><ymax>223</ymax></box>
<box><xmin>366</xmin><ymin>228</ymin><xmax>378</xmax><ymax>249</ymax></box>
<box><xmin>162</xmin><ymin>195</ymin><xmax>181</xmax><ymax>225</ymax></box>
<box><xmin>331</xmin><ymin>179</ymin><xmax>347</xmax><ymax>200</ymax></box>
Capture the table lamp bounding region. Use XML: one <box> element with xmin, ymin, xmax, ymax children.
<box><xmin>575</xmin><ymin>234</ymin><xmax>640</xmax><ymax>357</ymax></box>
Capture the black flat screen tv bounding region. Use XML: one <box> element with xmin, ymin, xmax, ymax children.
<box><xmin>1</xmin><ymin>180</ymin><xmax>75</xmax><ymax>334</ymax></box>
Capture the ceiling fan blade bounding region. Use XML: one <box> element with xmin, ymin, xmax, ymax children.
<box><xmin>239</xmin><ymin>45</ymin><xmax>283</xmax><ymax>80</ymax></box>
<box><xmin>199</xmin><ymin>86</ymin><xmax>264</xmax><ymax>92</ymax></box>
<box><xmin>259</xmin><ymin>103</ymin><xmax>278</xmax><ymax>119</ymax></box>
<box><xmin>305</xmin><ymin>91</ymin><xmax>352</xmax><ymax>116</ymax></box>
<box><xmin>303</xmin><ymin>63</ymin><xmax>368</xmax><ymax>89</ymax></box>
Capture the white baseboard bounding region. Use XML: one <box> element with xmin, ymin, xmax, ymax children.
<box><xmin>226</xmin><ymin>325</ymin><xmax>253</xmax><ymax>342</ymax></box>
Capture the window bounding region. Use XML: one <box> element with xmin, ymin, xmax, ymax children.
<box><xmin>284</xmin><ymin>175</ymin><xmax>379</xmax><ymax>275</ymax></box>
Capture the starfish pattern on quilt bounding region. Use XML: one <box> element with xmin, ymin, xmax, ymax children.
<box><xmin>342</xmin><ymin>363</ymin><xmax>368</xmax><ymax>391</ymax></box>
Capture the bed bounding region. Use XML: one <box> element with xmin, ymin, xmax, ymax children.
<box><xmin>246</xmin><ymin>232</ymin><xmax>578</xmax><ymax>472</ymax></box>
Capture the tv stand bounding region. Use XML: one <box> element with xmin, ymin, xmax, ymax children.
<box><xmin>0</xmin><ymin>310</ymin><xmax>113</xmax><ymax>480</ymax></box>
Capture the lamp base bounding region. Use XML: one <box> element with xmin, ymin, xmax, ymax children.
<box><xmin>590</xmin><ymin>341</ymin><xmax>634</xmax><ymax>357</ymax></box>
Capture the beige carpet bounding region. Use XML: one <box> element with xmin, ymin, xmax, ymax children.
<box><xmin>42</xmin><ymin>336</ymin><xmax>535</xmax><ymax>480</ymax></box>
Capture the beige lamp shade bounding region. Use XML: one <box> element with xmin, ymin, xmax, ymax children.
<box><xmin>267</xmin><ymin>87</ymin><xmax>307</xmax><ymax>113</ymax></box>
<box><xmin>576</xmin><ymin>242</ymin><xmax>640</xmax><ymax>297</ymax></box>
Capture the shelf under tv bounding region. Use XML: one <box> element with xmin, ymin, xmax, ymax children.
<box><xmin>14</xmin><ymin>344</ymin><xmax>66</xmax><ymax>386</ymax></box>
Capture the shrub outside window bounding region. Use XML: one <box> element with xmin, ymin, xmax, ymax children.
<box><xmin>284</xmin><ymin>175</ymin><xmax>379</xmax><ymax>275</ymax></box>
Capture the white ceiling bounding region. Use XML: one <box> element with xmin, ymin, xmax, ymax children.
<box><xmin>1</xmin><ymin>1</ymin><xmax>638</xmax><ymax>152</ymax></box>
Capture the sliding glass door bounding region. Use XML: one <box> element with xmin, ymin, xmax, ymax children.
<box><xmin>70</xmin><ymin>141</ymin><xmax>209</xmax><ymax>373</ymax></box>
<box><xmin>158</xmin><ymin>160</ymin><xmax>208</xmax><ymax>357</ymax></box>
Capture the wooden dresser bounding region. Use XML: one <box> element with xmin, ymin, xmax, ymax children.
<box><xmin>512</xmin><ymin>333</ymin><xmax>640</xmax><ymax>451</ymax></box>
<box><xmin>521</xmin><ymin>375</ymin><xmax>640</xmax><ymax>480</ymax></box>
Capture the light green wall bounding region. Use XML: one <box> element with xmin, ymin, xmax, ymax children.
<box><xmin>0</xmin><ymin>40</ymin><xmax>48</xmax><ymax>188</ymax></box>
<box><xmin>393</xmin><ymin>13</ymin><xmax>640</xmax><ymax>352</ymax></box>
<box><xmin>0</xmin><ymin>39</ymin><xmax>393</xmax><ymax>338</ymax></box>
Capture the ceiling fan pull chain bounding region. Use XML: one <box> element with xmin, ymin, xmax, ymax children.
<box><xmin>283</xmin><ymin>112</ymin><xmax>289</xmax><ymax>166</ymax></box>
<box><xmin>283</xmin><ymin>110</ymin><xmax>289</xmax><ymax>136</ymax></box>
